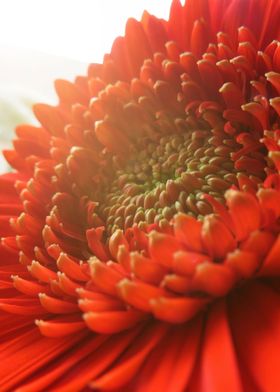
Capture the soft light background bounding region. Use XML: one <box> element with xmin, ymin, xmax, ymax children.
<box><xmin>0</xmin><ymin>0</ymin><xmax>171</xmax><ymax>172</ymax></box>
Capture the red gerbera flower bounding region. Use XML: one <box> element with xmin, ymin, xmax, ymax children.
<box><xmin>1</xmin><ymin>0</ymin><xmax>280</xmax><ymax>390</ymax></box>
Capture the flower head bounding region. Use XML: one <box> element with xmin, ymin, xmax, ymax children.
<box><xmin>1</xmin><ymin>0</ymin><xmax>280</xmax><ymax>390</ymax></box>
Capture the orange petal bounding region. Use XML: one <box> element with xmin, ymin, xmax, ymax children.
<box><xmin>57</xmin><ymin>253</ymin><xmax>88</xmax><ymax>281</ymax></box>
<box><xmin>150</xmin><ymin>297</ymin><xmax>207</xmax><ymax>323</ymax></box>
<box><xmin>80</xmin><ymin>298</ymin><xmax>121</xmax><ymax>313</ymax></box>
<box><xmin>193</xmin><ymin>262</ymin><xmax>236</xmax><ymax>296</ymax></box>
<box><xmin>118</xmin><ymin>279</ymin><xmax>168</xmax><ymax>312</ymax></box>
<box><xmin>259</xmin><ymin>234</ymin><xmax>280</xmax><ymax>276</ymax></box>
<box><xmin>35</xmin><ymin>319</ymin><xmax>85</xmax><ymax>337</ymax></box>
<box><xmin>226</xmin><ymin>189</ymin><xmax>261</xmax><ymax>241</ymax></box>
<box><xmin>230</xmin><ymin>282</ymin><xmax>280</xmax><ymax>392</ymax></box>
<box><xmin>130</xmin><ymin>252</ymin><xmax>167</xmax><ymax>284</ymax></box>
<box><xmin>149</xmin><ymin>231</ymin><xmax>182</xmax><ymax>267</ymax></box>
<box><xmin>173</xmin><ymin>250</ymin><xmax>211</xmax><ymax>276</ymax></box>
<box><xmin>89</xmin><ymin>258</ymin><xmax>124</xmax><ymax>296</ymax></box>
<box><xmin>174</xmin><ymin>213</ymin><xmax>203</xmax><ymax>252</ymax></box>
<box><xmin>11</xmin><ymin>275</ymin><xmax>46</xmax><ymax>296</ymax></box>
<box><xmin>90</xmin><ymin>323</ymin><xmax>168</xmax><ymax>390</ymax></box>
<box><xmin>225</xmin><ymin>250</ymin><xmax>260</xmax><ymax>278</ymax></box>
<box><xmin>38</xmin><ymin>293</ymin><xmax>78</xmax><ymax>314</ymax></box>
<box><xmin>201</xmin><ymin>214</ymin><xmax>236</xmax><ymax>259</ymax></box>
<box><xmin>219</xmin><ymin>82</ymin><xmax>244</xmax><ymax>109</ymax></box>
<box><xmin>266</xmin><ymin>71</ymin><xmax>280</xmax><ymax>94</ymax></box>
<box><xmin>27</xmin><ymin>260</ymin><xmax>57</xmax><ymax>283</ymax></box>
<box><xmin>200</xmin><ymin>300</ymin><xmax>243</xmax><ymax>392</ymax></box>
<box><xmin>84</xmin><ymin>309</ymin><xmax>146</xmax><ymax>334</ymax></box>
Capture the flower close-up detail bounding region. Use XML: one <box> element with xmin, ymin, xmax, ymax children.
<box><xmin>1</xmin><ymin>0</ymin><xmax>280</xmax><ymax>390</ymax></box>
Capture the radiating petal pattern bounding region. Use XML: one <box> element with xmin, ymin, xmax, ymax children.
<box><xmin>1</xmin><ymin>0</ymin><xmax>280</xmax><ymax>390</ymax></box>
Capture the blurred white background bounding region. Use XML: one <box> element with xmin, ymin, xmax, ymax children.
<box><xmin>0</xmin><ymin>0</ymin><xmax>171</xmax><ymax>172</ymax></box>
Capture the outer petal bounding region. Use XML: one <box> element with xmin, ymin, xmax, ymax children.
<box><xmin>229</xmin><ymin>281</ymin><xmax>280</xmax><ymax>391</ymax></box>
<box><xmin>199</xmin><ymin>300</ymin><xmax>242</xmax><ymax>392</ymax></box>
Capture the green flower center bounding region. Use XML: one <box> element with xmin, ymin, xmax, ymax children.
<box><xmin>94</xmin><ymin>124</ymin><xmax>265</xmax><ymax>235</ymax></box>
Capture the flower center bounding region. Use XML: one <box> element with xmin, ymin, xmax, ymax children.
<box><xmin>94</xmin><ymin>124</ymin><xmax>265</xmax><ymax>235</ymax></box>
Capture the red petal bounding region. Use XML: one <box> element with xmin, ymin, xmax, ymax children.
<box><xmin>11</xmin><ymin>275</ymin><xmax>46</xmax><ymax>296</ymax></box>
<box><xmin>118</xmin><ymin>279</ymin><xmax>168</xmax><ymax>312</ymax></box>
<box><xmin>150</xmin><ymin>297</ymin><xmax>207</xmax><ymax>323</ymax></box>
<box><xmin>84</xmin><ymin>309</ymin><xmax>147</xmax><ymax>334</ymax></box>
<box><xmin>199</xmin><ymin>300</ymin><xmax>242</xmax><ymax>392</ymax></box>
<box><xmin>78</xmin><ymin>298</ymin><xmax>123</xmax><ymax>312</ymax></box>
<box><xmin>94</xmin><ymin>120</ymin><xmax>130</xmax><ymax>154</ymax></box>
<box><xmin>149</xmin><ymin>231</ymin><xmax>182</xmax><ymax>267</ymax></box>
<box><xmin>28</xmin><ymin>261</ymin><xmax>57</xmax><ymax>283</ymax></box>
<box><xmin>124</xmin><ymin>18</ymin><xmax>152</xmax><ymax>74</ymax></box>
<box><xmin>55</xmin><ymin>79</ymin><xmax>88</xmax><ymax>106</ymax></box>
<box><xmin>35</xmin><ymin>319</ymin><xmax>85</xmax><ymax>337</ymax></box>
<box><xmin>86</xmin><ymin>227</ymin><xmax>108</xmax><ymax>261</ymax></box>
<box><xmin>258</xmin><ymin>188</ymin><xmax>280</xmax><ymax>223</ymax></box>
<box><xmin>219</xmin><ymin>82</ymin><xmax>244</xmax><ymax>109</ymax></box>
<box><xmin>0</xmin><ymin>328</ymin><xmax>86</xmax><ymax>391</ymax></box>
<box><xmin>266</xmin><ymin>71</ymin><xmax>280</xmax><ymax>94</ymax></box>
<box><xmin>226</xmin><ymin>190</ymin><xmax>261</xmax><ymax>241</ymax></box>
<box><xmin>56</xmin><ymin>253</ymin><xmax>88</xmax><ymax>281</ymax></box>
<box><xmin>90</xmin><ymin>323</ymin><xmax>168</xmax><ymax>390</ymax></box>
<box><xmin>130</xmin><ymin>252</ymin><xmax>167</xmax><ymax>284</ymax></box>
<box><xmin>273</xmin><ymin>41</ymin><xmax>280</xmax><ymax>72</ymax></box>
<box><xmin>50</xmin><ymin>328</ymin><xmax>143</xmax><ymax>391</ymax></box>
<box><xmin>193</xmin><ymin>262</ymin><xmax>236</xmax><ymax>296</ymax></box>
<box><xmin>38</xmin><ymin>293</ymin><xmax>78</xmax><ymax>314</ymax></box>
<box><xmin>259</xmin><ymin>234</ymin><xmax>280</xmax><ymax>276</ymax></box>
<box><xmin>225</xmin><ymin>250</ymin><xmax>260</xmax><ymax>278</ymax></box>
<box><xmin>162</xmin><ymin>317</ymin><xmax>203</xmax><ymax>392</ymax></box>
<box><xmin>109</xmin><ymin>229</ymin><xmax>129</xmax><ymax>260</ymax></box>
<box><xmin>89</xmin><ymin>258</ymin><xmax>124</xmax><ymax>296</ymax></box>
<box><xmin>270</xmin><ymin>97</ymin><xmax>280</xmax><ymax>117</ymax></box>
<box><xmin>190</xmin><ymin>19</ymin><xmax>209</xmax><ymax>58</ymax></box>
<box><xmin>33</xmin><ymin>104</ymin><xmax>66</xmax><ymax>136</ymax></box>
<box><xmin>14</xmin><ymin>335</ymin><xmax>108</xmax><ymax>392</ymax></box>
<box><xmin>174</xmin><ymin>213</ymin><xmax>203</xmax><ymax>252</ymax></box>
<box><xmin>229</xmin><ymin>282</ymin><xmax>280</xmax><ymax>391</ymax></box>
<box><xmin>202</xmin><ymin>214</ymin><xmax>236</xmax><ymax>259</ymax></box>
<box><xmin>173</xmin><ymin>250</ymin><xmax>211</xmax><ymax>276</ymax></box>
